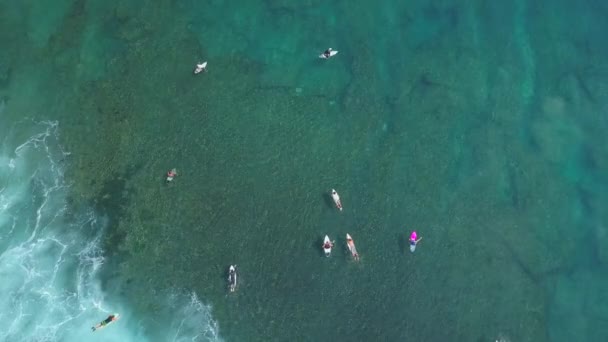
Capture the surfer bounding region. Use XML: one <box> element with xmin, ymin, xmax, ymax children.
<box><xmin>228</xmin><ymin>265</ymin><xmax>237</xmax><ymax>292</ymax></box>
<box><xmin>409</xmin><ymin>231</ymin><xmax>422</xmax><ymax>253</ymax></box>
<box><xmin>319</xmin><ymin>48</ymin><xmax>338</xmax><ymax>59</ymax></box>
<box><xmin>331</xmin><ymin>189</ymin><xmax>343</xmax><ymax>211</ymax></box>
<box><xmin>91</xmin><ymin>314</ymin><xmax>119</xmax><ymax>331</ymax></box>
<box><xmin>194</xmin><ymin>61</ymin><xmax>207</xmax><ymax>74</ymax></box>
<box><xmin>322</xmin><ymin>240</ymin><xmax>334</xmax><ymax>250</ymax></box>
<box><xmin>346</xmin><ymin>234</ymin><xmax>359</xmax><ymax>261</ymax></box>
<box><xmin>166</xmin><ymin>168</ymin><xmax>178</xmax><ymax>183</ymax></box>
<box><xmin>323</xmin><ymin>235</ymin><xmax>334</xmax><ymax>257</ymax></box>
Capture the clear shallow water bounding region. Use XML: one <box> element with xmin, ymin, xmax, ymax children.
<box><xmin>1</xmin><ymin>0</ymin><xmax>608</xmax><ymax>341</ymax></box>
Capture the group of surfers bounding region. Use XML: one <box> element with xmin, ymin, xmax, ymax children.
<box><xmin>91</xmin><ymin>47</ymin><xmax>403</xmax><ymax>331</ymax></box>
<box><xmin>91</xmin><ymin>187</ymin><xmax>421</xmax><ymax>332</ymax></box>
<box><xmin>323</xmin><ymin>189</ymin><xmax>423</xmax><ymax>260</ymax></box>
<box><xmin>191</xmin><ymin>48</ymin><xmax>339</xmax><ymax>75</ymax></box>
<box><xmin>169</xmin><ymin>171</ymin><xmax>423</xmax><ymax>259</ymax></box>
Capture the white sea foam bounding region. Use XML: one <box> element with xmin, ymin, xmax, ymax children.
<box><xmin>0</xmin><ymin>120</ymin><xmax>222</xmax><ymax>341</ymax></box>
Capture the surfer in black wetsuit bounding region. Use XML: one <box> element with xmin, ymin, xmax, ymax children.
<box><xmin>323</xmin><ymin>48</ymin><xmax>333</xmax><ymax>58</ymax></box>
<box><xmin>194</xmin><ymin>61</ymin><xmax>207</xmax><ymax>74</ymax></box>
<box><xmin>92</xmin><ymin>314</ymin><xmax>119</xmax><ymax>331</ymax></box>
<box><xmin>228</xmin><ymin>266</ymin><xmax>237</xmax><ymax>292</ymax></box>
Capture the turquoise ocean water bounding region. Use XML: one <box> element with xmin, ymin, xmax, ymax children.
<box><xmin>1</xmin><ymin>0</ymin><xmax>607</xmax><ymax>341</ymax></box>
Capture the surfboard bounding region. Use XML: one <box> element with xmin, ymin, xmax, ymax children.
<box><xmin>331</xmin><ymin>189</ymin><xmax>343</xmax><ymax>211</ymax></box>
<box><xmin>323</xmin><ymin>235</ymin><xmax>332</xmax><ymax>257</ymax></box>
<box><xmin>91</xmin><ymin>313</ymin><xmax>120</xmax><ymax>332</ymax></box>
<box><xmin>346</xmin><ymin>233</ymin><xmax>358</xmax><ymax>259</ymax></box>
<box><xmin>319</xmin><ymin>50</ymin><xmax>339</xmax><ymax>59</ymax></box>
<box><xmin>194</xmin><ymin>61</ymin><xmax>207</xmax><ymax>74</ymax></box>
<box><xmin>228</xmin><ymin>265</ymin><xmax>237</xmax><ymax>292</ymax></box>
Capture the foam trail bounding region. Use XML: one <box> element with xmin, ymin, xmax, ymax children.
<box><xmin>168</xmin><ymin>292</ymin><xmax>221</xmax><ymax>342</ymax></box>
<box><xmin>0</xmin><ymin>120</ymin><xmax>222</xmax><ymax>341</ymax></box>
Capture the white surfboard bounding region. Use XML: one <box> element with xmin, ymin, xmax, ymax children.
<box><xmin>410</xmin><ymin>243</ymin><xmax>416</xmax><ymax>253</ymax></box>
<box><xmin>331</xmin><ymin>189</ymin><xmax>343</xmax><ymax>211</ymax></box>
<box><xmin>194</xmin><ymin>61</ymin><xmax>207</xmax><ymax>74</ymax></box>
<box><xmin>346</xmin><ymin>233</ymin><xmax>358</xmax><ymax>259</ymax></box>
<box><xmin>319</xmin><ymin>50</ymin><xmax>339</xmax><ymax>59</ymax></box>
<box><xmin>323</xmin><ymin>235</ymin><xmax>332</xmax><ymax>257</ymax></box>
<box><xmin>228</xmin><ymin>265</ymin><xmax>237</xmax><ymax>292</ymax></box>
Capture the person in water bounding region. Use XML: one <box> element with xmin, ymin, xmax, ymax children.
<box><xmin>228</xmin><ymin>266</ymin><xmax>237</xmax><ymax>291</ymax></box>
<box><xmin>92</xmin><ymin>314</ymin><xmax>118</xmax><ymax>331</ymax></box>
<box><xmin>194</xmin><ymin>62</ymin><xmax>207</xmax><ymax>74</ymax></box>
<box><xmin>166</xmin><ymin>168</ymin><xmax>178</xmax><ymax>182</ymax></box>
<box><xmin>323</xmin><ymin>48</ymin><xmax>333</xmax><ymax>58</ymax></box>
<box><xmin>347</xmin><ymin>237</ymin><xmax>359</xmax><ymax>261</ymax></box>
<box><xmin>323</xmin><ymin>240</ymin><xmax>334</xmax><ymax>249</ymax></box>
<box><xmin>331</xmin><ymin>189</ymin><xmax>342</xmax><ymax>210</ymax></box>
<box><xmin>409</xmin><ymin>231</ymin><xmax>422</xmax><ymax>248</ymax></box>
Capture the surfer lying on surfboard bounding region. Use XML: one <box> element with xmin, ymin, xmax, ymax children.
<box><xmin>91</xmin><ymin>314</ymin><xmax>119</xmax><ymax>331</ymax></box>
<box><xmin>194</xmin><ymin>61</ymin><xmax>207</xmax><ymax>74</ymax></box>
<box><xmin>320</xmin><ymin>48</ymin><xmax>338</xmax><ymax>59</ymax></box>
<box><xmin>322</xmin><ymin>236</ymin><xmax>334</xmax><ymax>257</ymax></box>
<box><xmin>331</xmin><ymin>189</ymin><xmax>343</xmax><ymax>211</ymax></box>
<box><xmin>346</xmin><ymin>234</ymin><xmax>359</xmax><ymax>261</ymax></box>
<box><xmin>228</xmin><ymin>265</ymin><xmax>237</xmax><ymax>292</ymax></box>
<box><xmin>409</xmin><ymin>231</ymin><xmax>422</xmax><ymax>253</ymax></box>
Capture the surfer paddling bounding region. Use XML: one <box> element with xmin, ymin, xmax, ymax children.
<box><xmin>319</xmin><ymin>48</ymin><xmax>338</xmax><ymax>59</ymax></box>
<box><xmin>91</xmin><ymin>314</ymin><xmax>119</xmax><ymax>332</ymax></box>
<box><xmin>194</xmin><ymin>61</ymin><xmax>207</xmax><ymax>74</ymax></box>
<box><xmin>409</xmin><ymin>231</ymin><xmax>422</xmax><ymax>253</ymax></box>
<box><xmin>346</xmin><ymin>234</ymin><xmax>359</xmax><ymax>261</ymax></box>
<box><xmin>331</xmin><ymin>189</ymin><xmax>343</xmax><ymax>211</ymax></box>
<box><xmin>228</xmin><ymin>265</ymin><xmax>237</xmax><ymax>292</ymax></box>
<box><xmin>166</xmin><ymin>168</ymin><xmax>178</xmax><ymax>183</ymax></box>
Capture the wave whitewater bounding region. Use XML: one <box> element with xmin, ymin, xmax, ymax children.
<box><xmin>0</xmin><ymin>120</ymin><xmax>221</xmax><ymax>341</ymax></box>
